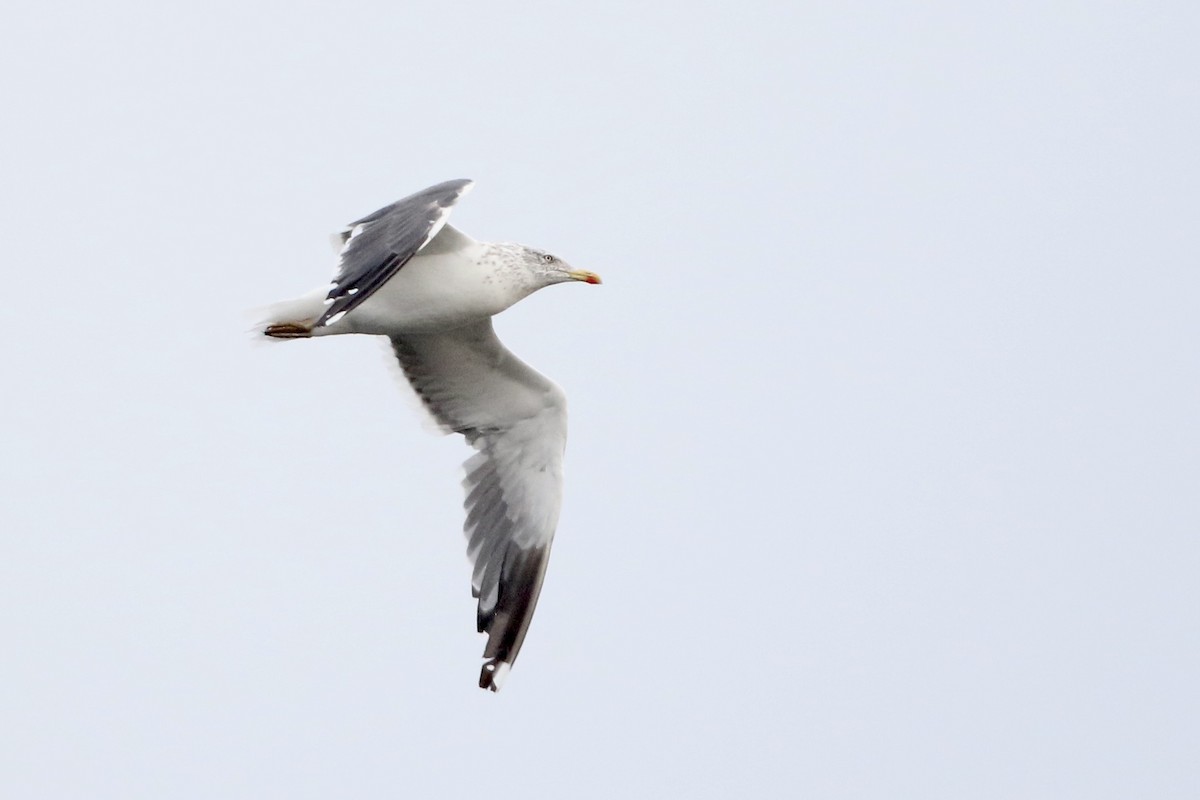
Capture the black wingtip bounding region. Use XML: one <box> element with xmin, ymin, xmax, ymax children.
<box><xmin>479</xmin><ymin>659</ymin><xmax>509</xmax><ymax>692</ymax></box>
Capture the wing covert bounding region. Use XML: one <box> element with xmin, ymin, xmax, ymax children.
<box><xmin>316</xmin><ymin>178</ymin><xmax>473</xmax><ymax>327</ymax></box>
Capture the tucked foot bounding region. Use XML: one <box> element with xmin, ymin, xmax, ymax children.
<box><xmin>264</xmin><ymin>322</ymin><xmax>314</xmax><ymax>339</ymax></box>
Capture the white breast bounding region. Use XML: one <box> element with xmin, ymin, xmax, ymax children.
<box><xmin>321</xmin><ymin>244</ymin><xmax>527</xmax><ymax>336</ymax></box>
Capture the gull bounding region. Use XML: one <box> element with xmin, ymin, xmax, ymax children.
<box><xmin>260</xmin><ymin>179</ymin><xmax>601</xmax><ymax>691</ymax></box>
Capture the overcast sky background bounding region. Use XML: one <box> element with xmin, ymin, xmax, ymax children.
<box><xmin>2</xmin><ymin>2</ymin><xmax>1197</xmax><ymax>797</ymax></box>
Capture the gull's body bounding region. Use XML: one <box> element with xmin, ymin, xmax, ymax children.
<box><xmin>260</xmin><ymin>179</ymin><xmax>599</xmax><ymax>691</ymax></box>
<box><xmin>317</xmin><ymin>236</ymin><xmax>531</xmax><ymax>335</ymax></box>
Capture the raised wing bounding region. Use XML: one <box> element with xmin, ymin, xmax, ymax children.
<box><xmin>317</xmin><ymin>178</ymin><xmax>474</xmax><ymax>327</ymax></box>
<box><xmin>390</xmin><ymin>320</ymin><xmax>567</xmax><ymax>691</ymax></box>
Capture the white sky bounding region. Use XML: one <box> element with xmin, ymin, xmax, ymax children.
<box><xmin>2</xmin><ymin>2</ymin><xmax>1197</xmax><ymax>798</ymax></box>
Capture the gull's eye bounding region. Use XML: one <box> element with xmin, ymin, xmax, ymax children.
<box><xmin>542</xmin><ymin>254</ymin><xmax>555</xmax><ymax>263</ymax></box>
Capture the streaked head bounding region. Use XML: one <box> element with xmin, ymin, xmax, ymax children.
<box><xmin>521</xmin><ymin>246</ymin><xmax>602</xmax><ymax>287</ymax></box>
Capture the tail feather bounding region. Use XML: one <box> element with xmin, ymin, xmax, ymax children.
<box><xmin>255</xmin><ymin>288</ymin><xmax>326</xmax><ymax>339</ymax></box>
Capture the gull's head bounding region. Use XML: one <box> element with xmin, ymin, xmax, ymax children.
<box><xmin>519</xmin><ymin>246</ymin><xmax>602</xmax><ymax>287</ymax></box>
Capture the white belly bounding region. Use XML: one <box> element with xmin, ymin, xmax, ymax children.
<box><xmin>318</xmin><ymin>247</ymin><xmax>519</xmax><ymax>336</ymax></box>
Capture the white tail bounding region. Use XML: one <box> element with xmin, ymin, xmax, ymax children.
<box><xmin>255</xmin><ymin>289</ymin><xmax>327</xmax><ymax>339</ymax></box>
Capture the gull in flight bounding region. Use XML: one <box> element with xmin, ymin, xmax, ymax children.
<box><xmin>260</xmin><ymin>179</ymin><xmax>601</xmax><ymax>691</ymax></box>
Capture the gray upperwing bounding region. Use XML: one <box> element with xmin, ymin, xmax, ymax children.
<box><xmin>316</xmin><ymin>178</ymin><xmax>474</xmax><ymax>327</ymax></box>
<box><xmin>388</xmin><ymin>321</ymin><xmax>567</xmax><ymax>691</ymax></box>
<box><xmin>418</xmin><ymin>223</ymin><xmax>477</xmax><ymax>257</ymax></box>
